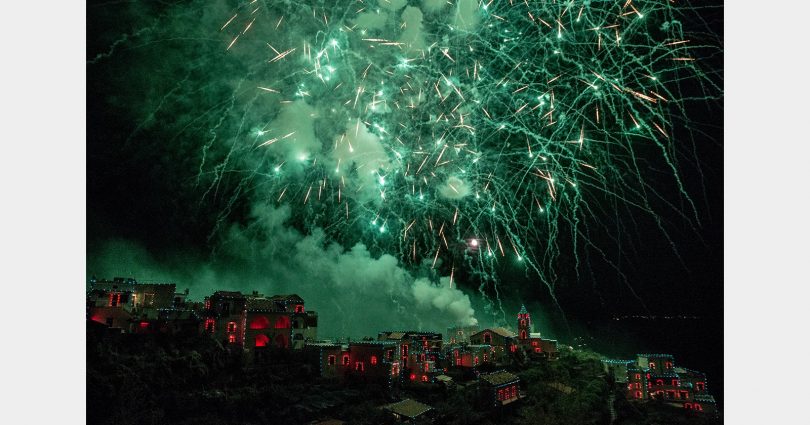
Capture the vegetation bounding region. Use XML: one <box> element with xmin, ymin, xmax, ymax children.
<box><xmin>87</xmin><ymin>326</ymin><xmax>719</xmax><ymax>424</ymax></box>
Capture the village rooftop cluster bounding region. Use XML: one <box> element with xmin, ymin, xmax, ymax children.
<box><xmin>87</xmin><ymin>277</ymin><xmax>717</xmax><ymax>421</ymax></box>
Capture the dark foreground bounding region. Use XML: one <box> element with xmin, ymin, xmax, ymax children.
<box><xmin>87</xmin><ymin>328</ymin><xmax>720</xmax><ymax>425</ymax></box>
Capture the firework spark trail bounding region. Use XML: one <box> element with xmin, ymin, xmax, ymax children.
<box><xmin>195</xmin><ymin>0</ymin><xmax>721</xmax><ymax>319</ymax></box>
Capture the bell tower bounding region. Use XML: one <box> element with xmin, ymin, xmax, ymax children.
<box><xmin>517</xmin><ymin>304</ymin><xmax>531</xmax><ymax>341</ymax></box>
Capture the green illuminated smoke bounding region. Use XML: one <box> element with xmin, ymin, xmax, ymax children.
<box><xmin>196</xmin><ymin>0</ymin><xmax>720</xmax><ymax>312</ymax></box>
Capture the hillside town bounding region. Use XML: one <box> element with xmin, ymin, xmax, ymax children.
<box><xmin>87</xmin><ymin>277</ymin><xmax>718</xmax><ymax>423</ymax></box>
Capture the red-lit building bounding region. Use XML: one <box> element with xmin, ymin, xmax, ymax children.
<box><xmin>378</xmin><ymin>331</ymin><xmax>444</xmax><ymax>383</ymax></box>
<box><xmin>306</xmin><ymin>340</ymin><xmax>402</xmax><ymax>388</ymax></box>
<box><xmin>446</xmin><ymin>324</ymin><xmax>480</xmax><ymax>344</ymax></box>
<box><xmin>515</xmin><ymin>304</ymin><xmax>559</xmax><ymax>360</ymax></box>
<box><xmin>87</xmin><ymin>277</ymin><xmax>193</xmax><ymax>332</ymax></box>
<box><xmin>479</xmin><ymin>371</ymin><xmax>523</xmax><ymax>408</ymax></box>
<box><xmin>603</xmin><ymin>354</ymin><xmax>717</xmax><ymax>414</ymax></box>
<box><xmin>469</xmin><ymin>327</ymin><xmax>516</xmax><ymax>362</ymax></box>
<box><xmin>201</xmin><ymin>291</ymin><xmax>318</xmax><ymax>358</ymax></box>
<box><xmin>445</xmin><ymin>343</ymin><xmax>495</xmax><ymax>368</ymax></box>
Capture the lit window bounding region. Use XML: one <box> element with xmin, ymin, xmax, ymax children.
<box><xmin>456</xmin><ymin>358</ymin><xmax>461</xmax><ymax>366</ymax></box>
<box><xmin>205</xmin><ymin>319</ymin><xmax>215</xmax><ymax>333</ymax></box>
<box><xmin>532</xmin><ymin>341</ymin><xmax>538</xmax><ymax>346</ymax></box>
<box><xmin>328</xmin><ymin>355</ymin><xmax>336</xmax><ymax>366</ymax></box>
<box><xmin>510</xmin><ymin>345</ymin><xmax>516</xmax><ymax>352</ymax></box>
<box><xmin>355</xmin><ymin>362</ymin><xmax>364</xmax><ymax>371</ymax></box>
<box><xmin>695</xmin><ymin>403</ymin><xmax>703</xmax><ymax>411</ymax></box>
<box><xmin>454</xmin><ymin>349</ymin><xmax>460</xmax><ymax>358</ymax></box>
<box><xmin>409</xmin><ymin>373</ymin><xmax>416</xmax><ymax>381</ymax></box>
<box><xmin>635</xmin><ymin>373</ymin><xmax>641</xmax><ymax>380</ymax></box>
<box><xmin>696</xmin><ymin>382</ymin><xmax>705</xmax><ymax>391</ymax></box>
<box><xmin>666</xmin><ymin>361</ymin><xmax>673</xmax><ymax>369</ymax></box>
<box><xmin>685</xmin><ymin>403</ymin><xmax>693</xmax><ymax>410</ymax></box>
<box><xmin>672</xmin><ymin>379</ymin><xmax>678</xmax><ymax>386</ymax></box>
<box><xmin>635</xmin><ymin>391</ymin><xmax>642</xmax><ymax>399</ymax></box>
<box><xmin>370</xmin><ymin>355</ymin><xmax>378</xmax><ymax>365</ymax></box>
<box><xmin>656</xmin><ymin>379</ymin><xmax>663</xmax><ymax>386</ymax></box>
<box><xmin>498</xmin><ymin>389</ymin><xmax>504</xmax><ymax>400</ymax></box>
<box><xmin>342</xmin><ymin>355</ymin><xmax>350</xmax><ymax>365</ymax></box>
<box><xmin>228</xmin><ymin>334</ymin><xmax>236</xmax><ymax>344</ymax></box>
<box><xmin>534</xmin><ymin>347</ymin><xmax>541</xmax><ymax>353</ymax></box>
<box><xmin>392</xmin><ymin>364</ymin><xmax>399</xmax><ymax>375</ymax></box>
<box><xmin>227</xmin><ymin>322</ymin><xmax>237</xmax><ymax>333</ymax></box>
<box><xmin>294</xmin><ymin>304</ymin><xmax>304</xmax><ymax>313</ymax></box>
<box><xmin>649</xmin><ymin>362</ymin><xmax>656</xmax><ymax>370</ymax></box>
<box><xmin>483</xmin><ymin>354</ymin><xmax>488</xmax><ymax>362</ymax></box>
<box><xmin>520</xmin><ymin>319</ymin><xmax>526</xmax><ymax>327</ymax></box>
<box><xmin>520</xmin><ymin>330</ymin><xmax>527</xmax><ymax>339</ymax></box>
<box><xmin>474</xmin><ymin>356</ymin><xmax>479</xmax><ymax>365</ymax></box>
<box><xmin>420</xmin><ymin>353</ymin><xmax>426</xmax><ymax>361</ymax></box>
<box><xmin>421</xmin><ymin>375</ymin><xmax>428</xmax><ymax>382</ymax></box>
<box><xmin>636</xmin><ymin>383</ymin><xmax>641</xmax><ymax>389</ymax></box>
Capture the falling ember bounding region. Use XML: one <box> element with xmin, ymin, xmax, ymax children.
<box><xmin>177</xmin><ymin>0</ymin><xmax>718</xmax><ymax>310</ymax></box>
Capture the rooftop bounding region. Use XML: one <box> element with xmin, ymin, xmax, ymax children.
<box><xmin>480</xmin><ymin>371</ymin><xmax>520</xmax><ymax>387</ymax></box>
<box><xmin>384</xmin><ymin>399</ymin><xmax>432</xmax><ymax>419</ymax></box>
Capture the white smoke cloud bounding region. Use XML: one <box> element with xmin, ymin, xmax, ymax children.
<box><xmin>330</xmin><ymin>119</ymin><xmax>392</xmax><ymax>202</ymax></box>
<box><xmin>90</xmin><ymin>204</ymin><xmax>480</xmax><ymax>338</ymax></box>
<box><xmin>438</xmin><ymin>175</ymin><xmax>472</xmax><ymax>200</ymax></box>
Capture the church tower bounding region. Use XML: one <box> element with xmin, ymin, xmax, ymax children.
<box><xmin>517</xmin><ymin>304</ymin><xmax>531</xmax><ymax>341</ymax></box>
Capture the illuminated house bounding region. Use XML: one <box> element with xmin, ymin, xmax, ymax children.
<box><xmin>201</xmin><ymin>291</ymin><xmax>317</xmax><ymax>358</ymax></box>
<box><xmin>446</xmin><ymin>324</ymin><xmax>480</xmax><ymax>344</ymax></box>
<box><xmin>515</xmin><ymin>304</ymin><xmax>559</xmax><ymax>360</ymax></box>
<box><xmin>378</xmin><ymin>331</ymin><xmax>444</xmax><ymax>383</ymax></box>
<box><xmin>478</xmin><ymin>371</ymin><xmax>523</xmax><ymax>408</ymax></box>
<box><xmin>603</xmin><ymin>354</ymin><xmax>717</xmax><ymax>414</ymax></box>
<box><xmin>306</xmin><ymin>340</ymin><xmax>402</xmax><ymax>388</ymax></box>
<box><xmin>469</xmin><ymin>327</ymin><xmax>516</xmax><ymax>362</ymax></box>
<box><xmin>445</xmin><ymin>343</ymin><xmax>495</xmax><ymax>368</ymax></box>
<box><xmin>87</xmin><ymin>277</ymin><xmax>192</xmax><ymax>332</ymax></box>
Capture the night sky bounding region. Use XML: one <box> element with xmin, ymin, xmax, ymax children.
<box><xmin>87</xmin><ymin>0</ymin><xmax>723</xmax><ymax>394</ymax></box>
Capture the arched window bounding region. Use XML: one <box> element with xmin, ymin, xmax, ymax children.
<box><xmin>370</xmin><ymin>355</ymin><xmax>378</xmax><ymax>365</ymax></box>
<box><xmin>342</xmin><ymin>354</ymin><xmax>350</xmax><ymax>365</ymax></box>
<box><xmin>249</xmin><ymin>315</ymin><xmax>270</xmax><ymax>330</ymax></box>
<box><xmin>649</xmin><ymin>362</ymin><xmax>656</xmax><ymax>370</ymax></box>
<box><xmin>421</xmin><ymin>375</ymin><xmax>428</xmax><ymax>382</ymax></box>
<box><xmin>255</xmin><ymin>334</ymin><xmax>269</xmax><ymax>347</ymax></box>
<box><xmin>520</xmin><ymin>330</ymin><xmax>527</xmax><ymax>339</ymax></box>
<box><xmin>635</xmin><ymin>391</ymin><xmax>642</xmax><ymax>399</ymax></box>
<box><xmin>484</xmin><ymin>333</ymin><xmax>492</xmax><ymax>344</ymax></box>
<box><xmin>274</xmin><ymin>315</ymin><xmax>291</xmax><ymax>329</ymax></box>
<box><xmin>520</xmin><ymin>319</ymin><xmax>526</xmax><ymax>327</ymax></box>
<box><xmin>227</xmin><ymin>322</ymin><xmax>237</xmax><ymax>333</ymax></box>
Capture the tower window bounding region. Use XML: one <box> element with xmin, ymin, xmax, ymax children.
<box><xmin>227</xmin><ymin>322</ymin><xmax>237</xmax><ymax>333</ymax></box>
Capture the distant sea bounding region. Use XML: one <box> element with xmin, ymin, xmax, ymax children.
<box><xmin>578</xmin><ymin>316</ymin><xmax>723</xmax><ymax>407</ymax></box>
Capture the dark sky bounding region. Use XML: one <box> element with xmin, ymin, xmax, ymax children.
<box><xmin>87</xmin><ymin>0</ymin><xmax>723</xmax><ymax>374</ymax></box>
